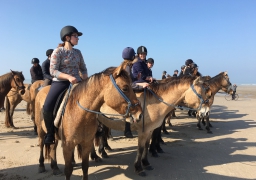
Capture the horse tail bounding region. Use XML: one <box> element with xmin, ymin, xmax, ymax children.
<box><xmin>44</xmin><ymin>145</ymin><xmax>51</xmax><ymax>160</ymax></box>
<box><xmin>94</xmin><ymin>136</ymin><xmax>100</xmax><ymax>147</ymax></box>
<box><xmin>26</xmin><ymin>102</ymin><xmax>31</xmax><ymax>115</ymax></box>
<box><xmin>77</xmin><ymin>144</ymin><xmax>82</xmax><ymax>159</ymax></box>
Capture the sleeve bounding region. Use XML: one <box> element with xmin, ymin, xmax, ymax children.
<box><xmin>78</xmin><ymin>50</ymin><xmax>88</xmax><ymax>76</ymax></box>
<box><xmin>50</xmin><ymin>48</ymin><xmax>62</xmax><ymax>78</ymax></box>
<box><xmin>132</xmin><ymin>62</ymin><xmax>147</xmax><ymax>81</ymax></box>
<box><xmin>42</xmin><ymin>61</ymin><xmax>52</xmax><ymax>80</ymax></box>
<box><xmin>30</xmin><ymin>66</ymin><xmax>36</xmax><ymax>80</ymax></box>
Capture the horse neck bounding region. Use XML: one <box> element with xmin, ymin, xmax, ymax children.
<box><xmin>0</xmin><ymin>74</ymin><xmax>12</xmax><ymax>94</ymax></box>
<box><xmin>208</xmin><ymin>75</ymin><xmax>224</xmax><ymax>95</ymax></box>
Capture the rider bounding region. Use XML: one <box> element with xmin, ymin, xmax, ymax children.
<box><xmin>179</xmin><ymin>65</ymin><xmax>186</xmax><ymax>77</ymax></box>
<box><xmin>146</xmin><ymin>58</ymin><xmax>154</xmax><ymax>76</ymax></box>
<box><xmin>42</xmin><ymin>49</ymin><xmax>54</xmax><ymax>86</ymax></box>
<box><xmin>30</xmin><ymin>58</ymin><xmax>44</xmax><ymax>84</ymax></box>
<box><xmin>183</xmin><ymin>59</ymin><xmax>194</xmax><ymax>76</ymax></box>
<box><xmin>162</xmin><ymin>71</ymin><xmax>167</xmax><ymax>79</ymax></box>
<box><xmin>173</xmin><ymin>69</ymin><xmax>179</xmax><ymax>77</ymax></box>
<box><xmin>190</xmin><ymin>63</ymin><xmax>202</xmax><ymax>77</ymax></box>
<box><xmin>232</xmin><ymin>84</ymin><xmax>237</xmax><ymax>100</ymax></box>
<box><xmin>43</xmin><ymin>25</ymin><xmax>88</xmax><ymax>144</ymax></box>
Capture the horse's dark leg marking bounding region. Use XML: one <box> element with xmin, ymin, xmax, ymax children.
<box><xmin>50</xmin><ymin>140</ymin><xmax>61</xmax><ymax>175</ymax></box>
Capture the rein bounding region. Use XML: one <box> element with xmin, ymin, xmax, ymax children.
<box><xmin>146</xmin><ymin>84</ymin><xmax>208</xmax><ymax>111</ymax></box>
<box><xmin>77</xmin><ymin>74</ymin><xmax>139</xmax><ymax>119</ymax></box>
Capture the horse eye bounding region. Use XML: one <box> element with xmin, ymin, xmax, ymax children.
<box><xmin>122</xmin><ymin>85</ymin><xmax>129</xmax><ymax>92</ymax></box>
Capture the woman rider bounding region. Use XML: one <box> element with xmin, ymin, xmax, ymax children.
<box><xmin>43</xmin><ymin>25</ymin><xmax>88</xmax><ymax>144</ymax></box>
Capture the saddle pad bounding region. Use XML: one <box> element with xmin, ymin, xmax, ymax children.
<box><xmin>54</xmin><ymin>84</ymin><xmax>78</xmax><ymax>128</ymax></box>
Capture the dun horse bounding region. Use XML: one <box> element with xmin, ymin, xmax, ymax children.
<box><xmin>0</xmin><ymin>70</ymin><xmax>25</xmax><ymax>115</ymax></box>
<box><xmin>98</xmin><ymin>75</ymin><xmax>211</xmax><ymax>176</ymax></box>
<box><xmin>196</xmin><ymin>72</ymin><xmax>233</xmax><ymax>133</ymax></box>
<box><xmin>35</xmin><ymin>61</ymin><xmax>142</xmax><ymax>180</ymax></box>
<box><xmin>5</xmin><ymin>80</ymin><xmax>44</xmax><ymax>129</ymax></box>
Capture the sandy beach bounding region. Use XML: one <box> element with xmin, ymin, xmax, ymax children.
<box><xmin>0</xmin><ymin>86</ymin><xmax>256</xmax><ymax>180</ymax></box>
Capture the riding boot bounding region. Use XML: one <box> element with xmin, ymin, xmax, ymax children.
<box><xmin>43</xmin><ymin>110</ymin><xmax>55</xmax><ymax>144</ymax></box>
<box><xmin>124</xmin><ymin>122</ymin><xmax>133</xmax><ymax>138</ymax></box>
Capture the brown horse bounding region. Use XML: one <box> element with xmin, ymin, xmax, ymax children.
<box><xmin>5</xmin><ymin>80</ymin><xmax>44</xmax><ymax>129</ymax></box>
<box><xmin>0</xmin><ymin>70</ymin><xmax>25</xmax><ymax>110</ymax></box>
<box><xmin>35</xmin><ymin>61</ymin><xmax>143</xmax><ymax>180</ymax></box>
<box><xmin>98</xmin><ymin>75</ymin><xmax>211</xmax><ymax>176</ymax></box>
<box><xmin>5</xmin><ymin>84</ymin><xmax>31</xmax><ymax>127</ymax></box>
<box><xmin>196</xmin><ymin>72</ymin><xmax>233</xmax><ymax>133</ymax></box>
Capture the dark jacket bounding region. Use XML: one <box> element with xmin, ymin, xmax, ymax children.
<box><xmin>173</xmin><ymin>73</ymin><xmax>178</xmax><ymax>77</ymax></box>
<box><xmin>162</xmin><ymin>74</ymin><xmax>166</xmax><ymax>79</ymax></box>
<box><xmin>30</xmin><ymin>65</ymin><xmax>44</xmax><ymax>83</ymax></box>
<box><xmin>42</xmin><ymin>58</ymin><xmax>53</xmax><ymax>80</ymax></box>
<box><xmin>132</xmin><ymin>58</ymin><xmax>151</xmax><ymax>83</ymax></box>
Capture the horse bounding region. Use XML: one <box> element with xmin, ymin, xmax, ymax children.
<box><xmin>34</xmin><ymin>61</ymin><xmax>143</xmax><ymax>180</ymax></box>
<box><xmin>0</xmin><ymin>70</ymin><xmax>25</xmax><ymax>111</ymax></box>
<box><xmin>196</xmin><ymin>72</ymin><xmax>233</xmax><ymax>133</ymax></box>
<box><xmin>5</xmin><ymin>80</ymin><xmax>44</xmax><ymax>129</ymax></box>
<box><xmin>98</xmin><ymin>75</ymin><xmax>211</xmax><ymax>176</ymax></box>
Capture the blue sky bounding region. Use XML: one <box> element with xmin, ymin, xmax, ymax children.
<box><xmin>1</xmin><ymin>0</ymin><xmax>255</xmax><ymax>84</ymax></box>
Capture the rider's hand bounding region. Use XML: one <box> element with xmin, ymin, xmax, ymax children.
<box><xmin>68</xmin><ymin>76</ymin><xmax>78</xmax><ymax>84</ymax></box>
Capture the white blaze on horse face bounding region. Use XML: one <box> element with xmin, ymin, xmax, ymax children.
<box><xmin>198</xmin><ymin>106</ymin><xmax>210</xmax><ymax>117</ymax></box>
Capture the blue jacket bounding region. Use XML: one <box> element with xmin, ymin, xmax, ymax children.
<box><xmin>132</xmin><ymin>58</ymin><xmax>151</xmax><ymax>83</ymax></box>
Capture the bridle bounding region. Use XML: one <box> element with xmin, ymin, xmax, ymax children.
<box><xmin>77</xmin><ymin>74</ymin><xmax>140</xmax><ymax>117</ymax></box>
<box><xmin>146</xmin><ymin>83</ymin><xmax>209</xmax><ymax>111</ymax></box>
<box><xmin>12</xmin><ymin>73</ymin><xmax>25</xmax><ymax>90</ymax></box>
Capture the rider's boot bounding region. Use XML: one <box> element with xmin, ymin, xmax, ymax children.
<box><xmin>43</xmin><ymin>110</ymin><xmax>55</xmax><ymax>144</ymax></box>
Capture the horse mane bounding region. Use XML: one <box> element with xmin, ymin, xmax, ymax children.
<box><xmin>0</xmin><ymin>71</ymin><xmax>24</xmax><ymax>89</ymax></box>
<box><xmin>207</xmin><ymin>72</ymin><xmax>225</xmax><ymax>85</ymax></box>
<box><xmin>69</xmin><ymin>67</ymin><xmax>131</xmax><ymax>105</ymax></box>
<box><xmin>147</xmin><ymin>75</ymin><xmax>197</xmax><ymax>97</ymax></box>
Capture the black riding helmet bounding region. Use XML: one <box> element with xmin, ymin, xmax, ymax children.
<box><xmin>31</xmin><ymin>58</ymin><xmax>39</xmax><ymax>64</ymax></box>
<box><xmin>60</xmin><ymin>26</ymin><xmax>82</xmax><ymax>43</ymax></box>
<box><xmin>191</xmin><ymin>63</ymin><xmax>198</xmax><ymax>68</ymax></box>
<box><xmin>46</xmin><ymin>49</ymin><xmax>54</xmax><ymax>56</ymax></box>
<box><xmin>137</xmin><ymin>46</ymin><xmax>147</xmax><ymax>55</ymax></box>
<box><xmin>185</xmin><ymin>59</ymin><xmax>194</xmax><ymax>66</ymax></box>
<box><xmin>146</xmin><ymin>58</ymin><xmax>154</xmax><ymax>64</ymax></box>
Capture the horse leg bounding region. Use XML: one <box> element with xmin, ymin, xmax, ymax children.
<box><xmin>149</xmin><ymin>128</ymin><xmax>158</xmax><ymax>157</ymax></box>
<box><xmin>166</xmin><ymin>113</ymin><xmax>172</xmax><ymax>126</ymax></box>
<box><xmin>4</xmin><ymin>97</ymin><xmax>12</xmax><ymax>128</ymax></box>
<box><xmin>135</xmin><ymin>132</ymin><xmax>151</xmax><ymax>176</ymax></box>
<box><xmin>80</xmin><ymin>142</ymin><xmax>93</xmax><ymax>180</ymax></box>
<box><xmin>196</xmin><ymin>113</ymin><xmax>203</xmax><ymax>130</ymax></box>
<box><xmin>205</xmin><ymin>113</ymin><xmax>212</xmax><ymax>133</ymax></box>
<box><xmin>99</xmin><ymin>135</ymin><xmax>109</xmax><ymax>158</ymax></box>
<box><xmin>49</xmin><ymin>140</ymin><xmax>62</xmax><ymax>175</ymax></box>
<box><xmin>156</xmin><ymin>127</ymin><xmax>164</xmax><ymax>153</ymax></box>
<box><xmin>161</xmin><ymin>119</ymin><xmax>169</xmax><ymax>135</ymax></box>
<box><xmin>90</xmin><ymin>143</ymin><xmax>102</xmax><ymax>162</ymax></box>
<box><xmin>142</xmin><ymin>133</ymin><xmax>153</xmax><ymax>170</ymax></box>
<box><xmin>38</xmin><ymin>135</ymin><xmax>46</xmax><ymax>173</ymax></box>
<box><xmin>63</xmin><ymin>142</ymin><xmax>75</xmax><ymax>180</ymax></box>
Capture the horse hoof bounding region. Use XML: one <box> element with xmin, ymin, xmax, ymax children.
<box><xmin>38</xmin><ymin>166</ymin><xmax>46</xmax><ymax>173</ymax></box>
<box><xmin>168</xmin><ymin>123</ymin><xmax>173</xmax><ymax>127</ymax></box>
<box><xmin>138</xmin><ymin>171</ymin><xmax>146</xmax><ymax>177</ymax></box>
<box><xmin>157</xmin><ymin>149</ymin><xmax>164</xmax><ymax>153</ymax></box>
<box><xmin>207</xmin><ymin>131</ymin><xmax>213</xmax><ymax>134</ymax></box>
<box><xmin>144</xmin><ymin>165</ymin><xmax>154</xmax><ymax>171</ymax></box>
<box><xmin>209</xmin><ymin>124</ymin><xmax>213</xmax><ymax>128</ymax></box>
<box><xmin>198</xmin><ymin>128</ymin><xmax>203</xmax><ymax>130</ymax></box>
<box><xmin>53</xmin><ymin>169</ymin><xmax>62</xmax><ymax>176</ymax></box>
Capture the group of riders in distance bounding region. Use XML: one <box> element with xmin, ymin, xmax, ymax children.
<box><xmin>0</xmin><ymin>25</ymin><xmax>237</xmax><ymax>179</ymax></box>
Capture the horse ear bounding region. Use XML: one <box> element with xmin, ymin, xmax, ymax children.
<box><xmin>193</xmin><ymin>76</ymin><xmax>204</xmax><ymax>85</ymax></box>
<box><xmin>224</xmin><ymin>71</ymin><xmax>228</xmax><ymax>75</ymax></box>
<box><xmin>10</xmin><ymin>69</ymin><xmax>14</xmax><ymax>75</ymax></box>
<box><xmin>114</xmin><ymin>60</ymin><xmax>130</xmax><ymax>76</ymax></box>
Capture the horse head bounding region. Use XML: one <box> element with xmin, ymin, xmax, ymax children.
<box><xmin>219</xmin><ymin>72</ymin><xmax>233</xmax><ymax>95</ymax></box>
<box><xmin>10</xmin><ymin>70</ymin><xmax>25</xmax><ymax>95</ymax></box>
<box><xmin>104</xmin><ymin>61</ymin><xmax>142</xmax><ymax>122</ymax></box>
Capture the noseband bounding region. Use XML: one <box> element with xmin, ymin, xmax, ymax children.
<box><xmin>77</xmin><ymin>74</ymin><xmax>139</xmax><ymax>117</ymax></box>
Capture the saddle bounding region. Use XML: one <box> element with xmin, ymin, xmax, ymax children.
<box><xmin>53</xmin><ymin>84</ymin><xmax>77</xmax><ymax>128</ymax></box>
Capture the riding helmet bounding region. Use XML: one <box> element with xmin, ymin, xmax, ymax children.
<box><xmin>191</xmin><ymin>63</ymin><xmax>198</xmax><ymax>68</ymax></box>
<box><xmin>137</xmin><ymin>46</ymin><xmax>147</xmax><ymax>55</ymax></box>
<box><xmin>122</xmin><ymin>47</ymin><xmax>135</xmax><ymax>61</ymax></box>
<box><xmin>146</xmin><ymin>58</ymin><xmax>154</xmax><ymax>64</ymax></box>
<box><xmin>163</xmin><ymin>70</ymin><xmax>167</xmax><ymax>74</ymax></box>
<box><xmin>31</xmin><ymin>58</ymin><xmax>39</xmax><ymax>64</ymax></box>
<box><xmin>185</xmin><ymin>59</ymin><xmax>194</xmax><ymax>66</ymax></box>
<box><xmin>46</xmin><ymin>49</ymin><xmax>54</xmax><ymax>56</ymax></box>
<box><xmin>60</xmin><ymin>25</ymin><xmax>82</xmax><ymax>41</ymax></box>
